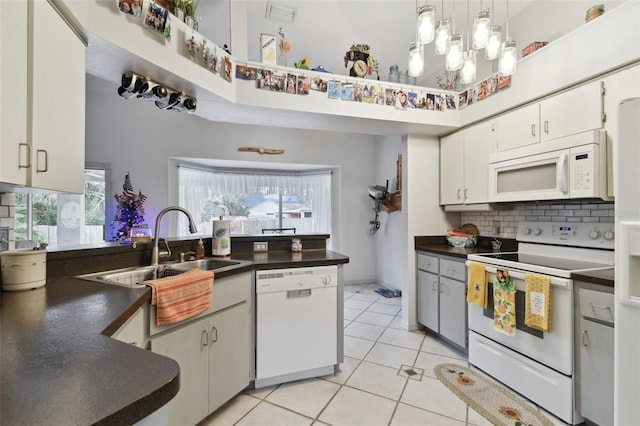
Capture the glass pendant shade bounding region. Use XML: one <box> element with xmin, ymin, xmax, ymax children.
<box><xmin>407</xmin><ymin>42</ymin><xmax>424</xmax><ymax>77</ymax></box>
<box><xmin>499</xmin><ymin>40</ymin><xmax>517</xmax><ymax>76</ymax></box>
<box><xmin>417</xmin><ymin>5</ymin><xmax>436</xmax><ymax>44</ymax></box>
<box><xmin>460</xmin><ymin>50</ymin><xmax>477</xmax><ymax>84</ymax></box>
<box><xmin>445</xmin><ymin>33</ymin><xmax>463</xmax><ymax>71</ymax></box>
<box><xmin>485</xmin><ymin>25</ymin><xmax>501</xmax><ymax>60</ymax></box>
<box><xmin>434</xmin><ymin>19</ymin><xmax>450</xmax><ymax>55</ymax></box>
<box><xmin>472</xmin><ymin>10</ymin><xmax>491</xmax><ymax>49</ymax></box>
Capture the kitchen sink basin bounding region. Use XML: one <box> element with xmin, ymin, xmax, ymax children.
<box><xmin>77</xmin><ymin>258</ymin><xmax>246</xmax><ymax>288</ymax></box>
<box><xmin>77</xmin><ymin>265</ymin><xmax>176</xmax><ymax>287</ymax></box>
<box><xmin>166</xmin><ymin>258</ymin><xmax>241</xmax><ymax>272</ymax></box>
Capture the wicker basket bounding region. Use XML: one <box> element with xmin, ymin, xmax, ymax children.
<box><xmin>585</xmin><ymin>4</ymin><xmax>604</xmax><ymax>22</ymax></box>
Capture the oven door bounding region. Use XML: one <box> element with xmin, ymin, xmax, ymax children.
<box><xmin>467</xmin><ymin>263</ymin><xmax>574</xmax><ymax>375</ymax></box>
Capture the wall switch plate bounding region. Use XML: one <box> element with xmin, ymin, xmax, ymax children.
<box><xmin>253</xmin><ymin>241</ymin><xmax>268</xmax><ymax>252</ymax></box>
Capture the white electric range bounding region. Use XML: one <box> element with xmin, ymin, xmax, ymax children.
<box><xmin>466</xmin><ymin>221</ymin><xmax>614</xmax><ymax>425</ymax></box>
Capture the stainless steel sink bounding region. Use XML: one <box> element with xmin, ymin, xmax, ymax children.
<box><xmin>77</xmin><ymin>265</ymin><xmax>175</xmax><ymax>287</ymax></box>
<box><xmin>166</xmin><ymin>258</ymin><xmax>242</xmax><ymax>273</ymax></box>
<box><xmin>77</xmin><ymin>258</ymin><xmax>246</xmax><ymax>288</ymax></box>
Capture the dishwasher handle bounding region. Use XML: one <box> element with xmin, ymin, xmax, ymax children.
<box><xmin>287</xmin><ymin>289</ymin><xmax>312</xmax><ymax>298</ymax></box>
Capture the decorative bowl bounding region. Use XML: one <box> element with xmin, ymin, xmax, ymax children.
<box><xmin>446</xmin><ymin>235</ymin><xmax>477</xmax><ymax>248</ymax></box>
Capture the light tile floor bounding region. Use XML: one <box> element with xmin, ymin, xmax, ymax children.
<box><xmin>202</xmin><ymin>283</ymin><xmax>571</xmax><ymax>426</ymax></box>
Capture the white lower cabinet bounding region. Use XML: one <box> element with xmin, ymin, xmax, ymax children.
<box><xmin>151</xmin><ymin>302</ymin><xmax>251</xmax><ymax>426</ymax></box>
<box><xmin>417</xmin><ymin>269</ymin><xmax>439</xmax><ymax>333</ymax></box>
<box><xmin>149</xmin><ymin>271</ymin><xmax>253</xmax><ymax>426</ymax></box>
<box><xmin>416</xmin><ymin>252</ymin><xmax>468</xmax><ymax>350</ymax></box>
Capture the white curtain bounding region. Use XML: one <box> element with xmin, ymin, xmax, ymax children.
<box><xmin>178</xmin><ymin>165</ymin><xmax>331</xmax><ymax>236</ymax></box>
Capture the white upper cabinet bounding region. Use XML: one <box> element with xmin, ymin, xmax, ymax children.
<box><xmin>496</xmin><ymin>103</ymin><xmax>540</xmax><ymax>152</ymax></box>
<box><xmin>440</xmin><ymin>132</ymin><xmax>465</xmax><ymax>205</ymax></box>
<box><xmin>540</xmin><ymin>80</ymin><xmax>603</xmax><ymax>142</ymax></box>
<box><xmin>0</xmin><ymin>0</ymin><xmax>28</xmax><ymax>186</ymax></box>
<box><xmin>440</xmin><ymin>120</ymin><xmax>494</xmax><ymax>206</ymax></box>
<box><xmin>496</xmin><ymin>81</ymin><xmax>603</xmax><ymax>153</ymax></box>
<box><xmin>0</xmin><ymin>0</ymin><xmax>85</xmax><ymax>193</ymax></box>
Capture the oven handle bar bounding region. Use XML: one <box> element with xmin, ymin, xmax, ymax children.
<box><xmin>467</xmin><ymin>262</ymin><xmax>571</xmax><ymax>288</ymax></box>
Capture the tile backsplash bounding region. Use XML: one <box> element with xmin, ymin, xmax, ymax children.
<box><xmin>461</xmin><ymin>201</ymin><xmax>615</xmax><ymax>239</ymax></box>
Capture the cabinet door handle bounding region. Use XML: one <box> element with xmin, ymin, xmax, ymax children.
<box><xmin>432</xmin><ymin>280</ymin><xmax>438</xmax><ymax>291</ymax></box>
<box><xmin>531</xmin><ymin>124</ymin><xmax>536</xmax><ymax>137</ymax></box>
<box><xmin>543</xmin><ymin>120</ymin><xmax>549</xmax><ymax>134</ymax></box>
<box><xmin>582</xmin><ymin>330</ymin><xmax>590</xmax><ymax>347</ymax></box>
<box><xmin>18</xmin><ymin>143</ymin><xmax>31</xmax><ymax>169</ymax></box>
<box><xmin>210</xmin><ymin>326</ymin><xmax>218</xmax><ymax>343</ymax></box>
<box><xmin>457</xmin><ymin>189</ymin><xmax>462</xmax><ymax>200</ymax></box>
<box><xmin>202</xmin><ymin>329</ymin><xmax>209</xmax><ymax>347</ymax></box>
<box><xmin>36</xmin><ymin>149</ymin><xmax>48</xmax><ymax>173</ymax></box>
<box><xmin>463</xmin><ymin>189</ymin><xmax>468</xmax><ymax>200</ymax></box>
<box><xmin>439</xmin><ymin>283</ymin><xmax>445</xmax><ymax>294</ymax></box>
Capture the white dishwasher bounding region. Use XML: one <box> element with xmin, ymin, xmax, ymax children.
<box><xmin>255</xmin><ymin>265</ymin><xmax>338</xmax><ymax>388</ymax></box>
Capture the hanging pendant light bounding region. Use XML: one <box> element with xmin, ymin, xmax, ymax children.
<box><xmin>472</xmin><ymin>10</ymin><xmax>491</xmax><ymax>49</ymax></box>
<box><xmin>445</xmin><ymin>0</ymin><xmax>462</xmax><ymax>71</ymax></box>
<box><xmin>417</xmin><ymin>4</ymin><xmax>436</xmax><ymax>44</ymax></box>
<box><xmin>434</xmin><ymin>18</ymin><xmax>450</xmax><ymax>55</ymax></box>
<box><xmin>446</xmin><ymin>33</ymin><xmax>463</xmax><ymax>71</ymax></box>
<box><xmin>499</xmin><ymin>40</ymin><xmax>517</xmax><ymax>75</ymax></box>
<box><xmin>459</xmin><ymin>0</ymin><xmax>476</xmax><ymax>83</ymax></box>
<box><xmin>485</xmin><ymin>25</ymin><xmax>501</xmax><ymax>60</ymax></box>
<box><xmin>408</xmin><ymin>42</ymin><xmax>425</xmax><ymax>77</ymax></box>
<box><xmin>498</xmin><ymin>0</ymin><xmax>516</xmax><ymax>76</ymax></box>
<box><xmin>461</xmin><ymin>50</ymin><xmax>477</xmax><ymax>84</ymax></box>
<box><xmin>434</xmin><ymin>0</ymin><xmax>449</xmax><ymax>55</ymax></box>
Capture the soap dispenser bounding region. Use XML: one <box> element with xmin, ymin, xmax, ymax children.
<box><xmin>196</xmin><ymin>238</ymin><xmax>205</xmax><ymax>259</ymax></box>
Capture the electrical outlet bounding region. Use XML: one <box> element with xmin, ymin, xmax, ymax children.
<box><xmin>253</xmin><ymin>241</ymin><xmax>268</xmax><ymax>252</ymax></box>
<box><xmin>0</xmin><ymin>227</ymin><xmax>8</xmax><ymax>252</ymax></box>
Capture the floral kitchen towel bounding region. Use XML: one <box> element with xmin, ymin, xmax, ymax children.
<box><xmin>494</xmin><ymin>269</ymin><xmax>516</xmax><ymax>336</ymax></box>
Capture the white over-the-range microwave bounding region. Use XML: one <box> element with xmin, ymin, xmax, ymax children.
<box><xmin>488</xmin><ymin>130</ymin><xmax>611</xmax><ymax>202</ymax></box>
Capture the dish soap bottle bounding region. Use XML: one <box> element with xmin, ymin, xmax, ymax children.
<box><xmin>196</xmin><ymin>238</ymin><xmax>205</xmax><ymax>259</ymax></box>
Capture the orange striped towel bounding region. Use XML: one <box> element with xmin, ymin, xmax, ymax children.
<box><xmin>145</xmin><ymin>269</ymin><xmax>214</xmax><ymax>326</ymax></box>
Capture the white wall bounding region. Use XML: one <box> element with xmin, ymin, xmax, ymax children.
<box><xmin>404</xmin><ymin>134</ymin><xmax>455</xmax><ymax>330</ymax></box>
<box><xmin>373</xmin><ymin>136</ymin><xmax>405</xmax><ymax>291</ymax></box>
<box><xmin>85</xmin><ymin>74</ymin><xmax>378</xmax><ymax>284</ymax></box>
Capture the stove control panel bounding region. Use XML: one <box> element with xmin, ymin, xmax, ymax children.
<box><xmin>517</xmin><ymin>222</ymin><xmax>614</xmax><ymax>249</ymax></box>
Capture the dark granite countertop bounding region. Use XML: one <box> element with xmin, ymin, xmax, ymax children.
<box><xmin>414</xmin><ymin>236</ymin><xmax>518</xmax><ymax>259</ymax></box>
<box><xmin>572</xmin><ymin>268</ymin><xmax>615</xmax><ymax>288</ymax></box>
<box><xmin>1</xmin><ymin>248</ymin><xmax>348</xmax><ymax>425</ymax></box>
<box><xmin>231</xmin><ymin>249</ymin><xmax>350</xmax><ymax>269</ymax></box>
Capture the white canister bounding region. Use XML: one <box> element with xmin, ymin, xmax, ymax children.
<box><xmin>212</xmin><ymin>220</ymin><xmax>231</xmax><ymax>257</ymax></box>
<box><xmin>0</xmin><ymin>250</ymin><xmax>47</xmax><ymax>291</ymax></box>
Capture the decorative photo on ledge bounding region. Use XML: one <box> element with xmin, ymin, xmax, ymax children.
<box><xmin>459</xmin><ymin>91</ymin><xmax>468</xmax><ymax>109</ymax></box>
<box><xmin>270</xmin><ymin>72</ymin><xmax>286</xmax><ymax>92</ymax></box>
<box><xmin>285</xmin><ymin>74</ymin><xmax>298</xmax><ymax>94</ymax></box>
<box><xmin>236</xmin><ymin>65</ymin><xmax>257</xmax><ymax>80</ymax></box>
<box><xmin>341</xmin><ymin>84</ymin><xmax>355</xmax><ymax>101</ymax></box>
<box><xmin>311</xmin><ymin>77</ymin><xmax>328</xmax><ymax>92</ymax></box>
<box><xmin>223</xmin><ymin>56</ymin><xmax>233</xmax><ymax>82</ymax></box>
<box><xmin>143</xmin><ymin>1</ymin><xmax>169</xmax><ymax>34</ymax></box>
<box><xmin>118</xmin><ymin>0</ymin><xmax>142</xmax><ymax>17</ymax></box>
<box><xmin>328</xmin><ymin>81</ymin><xmax>342</xmax><ymax>99</ymax></box>
<box><xmin>297</xmin><ymin>76</ymin><xmax>311</xmax><ymax>95</ymax></box>
<box><xmin>446</xmin><ymin>94</ymin><xmax>457</xmax><ymax>109</ymax></box>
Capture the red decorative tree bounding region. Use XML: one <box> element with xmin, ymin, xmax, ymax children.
<box><xmin>112</xmin><ymin>172</ymin><xmax>147</xmax><ymax>241</ymax></box>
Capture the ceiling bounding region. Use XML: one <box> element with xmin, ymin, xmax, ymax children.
<box><xmin>194</xmin><ymin>0</ymin><xmax>624</xmax><ymax>88</ymax></box>
<box><xmin>85</xmin><ymin>0</ymin><xmax>624</xmax><ymax>135</ymax></box>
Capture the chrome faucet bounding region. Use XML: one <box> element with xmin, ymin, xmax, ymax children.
<box><xmin>151</xmin><ymin>206</ymin><xmax>198</xmax><ymax>266</ymax></box>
